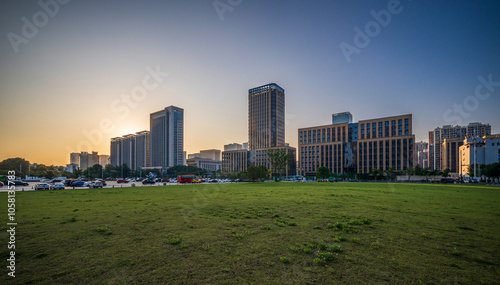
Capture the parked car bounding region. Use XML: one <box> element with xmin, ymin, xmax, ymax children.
<box><xmin>210</xmin><ymin>179</ymin><xmax>218</xmax><ymax>183</ymax></box>
<box><xmin>50</xmin><ymin>183</ymin><xmax>65</xmax><ymax>190</ymax></box>
<box><xmin>12</xmin><ymin>180</ymin><xmax>29</xmax><ymax>186</ymax></box>
<box><xmin>0</xmin><ymin>181</ymin><xmax>3</xmax><ymax>187</ymax></box>
<box><xmin>35</xmin><ymin>183</ymin><xmax>51</xmax><ymax>190</ymax></box>
<box><xmin>142</xmin><ymin>179</ymin><xmax>155</xmax><ymax>185</ymax></box>
<box><xmin>117</xmin><ymin>179</ymin><xmax>129</xmax><ymax>183</ymax></box>
<box><xmin>155</xmin><ymin>178</ymin><xmax>162</xmax><ymax>182</ymax></box>
<box><xmin>127</xmin><ymin>178</ymin><xmax>136</xmax><ymax>182</ymax></box>
<box><xmin>71</xmin><ymin>181</ymin><xmax>85</xmax><ymax>187</ymax></box>
<box><xmin>235</xmin><ymin>179</ymin><xmax>242</xmax><ymax>183</ymax></box>
<box><xmin>91</xmin><ymin>182</ymin><xmax>103</xmax><ymax>188</ymax></box>
<box><xmin>161</xmin><ymin>178</ymin><xmax>170</xmax><ymax>182</ymax></box>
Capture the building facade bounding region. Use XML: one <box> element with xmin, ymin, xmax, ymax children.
<box><xmin>222</xmin><ymin>149</ymin><xmax>254</xmax><ymax>172</ymax></box>
<box><xmin>248</xmin><ymin>83</ymin><xmax>285</xmax><ymax>150</ymax></box>
<box><xmin>298</xmin><ymin>114</ymin><xmax>415</xmax><ymax>176</ymax></box>
<box><xmin>187</xmin><ymin>157</ymin><xmax>222</xmax><ymax>172</ymax></box>
<box><xmin>441</xmin><ymin>138</ymin><xmax>464</xmax><ymax>174</ymax></box>
<box><xmin>110</xmin><ymin>137</ymin><xmax>122</xmax><ymax>166</ymax></box>
<box><xmin>332</xmin><ymin>112</ymin><xmax>353</xmax><ymax>124</ymax></box>
<box><xmin>254</xmin><ymin>146</ymin><xmax>296</xmax><ymax>176</ymax></box>
<box><xmin>415</xmin><ymin>141</ymin><xmax>429</xmax><ymax>168</ymax></box>
<box><xmin>150</xmin><ymin>106</ymin><xmax>184</xmax><ymax>168</ymax></box>
<box><xmin>459</xmin><ymin>134</ymin><xmax>500</xmax><ymax>176</ymax></box>
<box><xmin>70</xmin><ymin>153</ymin><xmax>80</xmax><ymax>165</ymax></box>
<box><xmin>99</xmin><ymin>155</ymin><xmax>110</xmax><ymax>167</ymax></box>
<box><xmin>110</xmin><ymin>131</ymin><xmax>150</xmax><ymax>170</ymax></box>
<box><xmin>135</xmin><ymin>131</ymin><xmax>150</xmax><ymax>170</ymax></box>
<box><xmin>429</xmin><ymin>123</ymin><xmax>491</xmax><ymax>170</ymax></box>
<box><xmin>357</xmin><ymin>114</ymin><xmax>415</xmax><ymax>173</ymax></box>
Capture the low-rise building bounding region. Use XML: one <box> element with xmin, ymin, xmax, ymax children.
<box><xmin>459</xmin><ymin>134</ymin><xmax>500</xmax><ymax>176</ymax></box>
<box><xmin>187</xmin><ymin>157</ymin><xmax>221</xmax><ymax>172</ymax></box>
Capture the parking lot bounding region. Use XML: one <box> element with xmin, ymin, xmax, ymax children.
<box><xmin>0</xmin><ymin>180</ymin><xmax>183</xmax><ymax>192</ymax></box>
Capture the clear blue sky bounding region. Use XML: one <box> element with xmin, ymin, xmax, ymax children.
<box><xmin>1</xmin><ymin>0</ymin><xmax>499</xmax><ymax>165</ymax></box>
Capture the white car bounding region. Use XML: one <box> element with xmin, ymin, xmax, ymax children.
<box><xmin>50</xmin><ymin>183</ymin><xmax>65</xmax><ymax>190</ymax></box>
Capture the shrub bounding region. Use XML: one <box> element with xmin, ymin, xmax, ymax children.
<box><xmin>318</xmin><ymin>252</ymin><xmax>335</xmax><ymax>261</ymax></box>
<box><xmin>327</xmin><ymin>244</ymin><xmax>342</xmax><ymax>252</ymax></box>
<box><xmin>313</xmin><ymin>258</ymin><xmax>326</xmax><ymax>265</ymax></box>
<box><xmin>333</xmin><ymin>236</ymin><xmax>346</xmax><ymax>242</ymax></box>
<box><xmin>348</xmin><ymin>219</ymin><xmax>363</xmax><ymax>225</ymax></box>
<box><xmin>280</xmin><ymin>256</ymin><xmax>291</xmax><ymax>263</ymax></box>
<box><xmin>170</xmin><ymin>237</ymin><xmax>181</xmax><ymax>245</ymax></box>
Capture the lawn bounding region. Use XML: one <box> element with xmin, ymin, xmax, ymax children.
<box><xmin>0</xmin><ymin>182</ymin><xmax>499</xmax><ymax>284</ymax></box>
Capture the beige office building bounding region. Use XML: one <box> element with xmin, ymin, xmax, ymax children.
<box><xmin>298</xmin><ymin>113</ymin><xmax>415</xmax><ymax>176</ymax></box>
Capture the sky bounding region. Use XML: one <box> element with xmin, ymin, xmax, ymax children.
<box><xmin>1</xmin><ymin>0</ymin><xmax>499</xmax><ymax>166</ymax></box>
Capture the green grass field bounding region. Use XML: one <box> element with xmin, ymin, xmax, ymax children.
<box><xmin>1</xmin><ymin>182</ymin><xmax>499</xmax><ymax>284</ymax></box>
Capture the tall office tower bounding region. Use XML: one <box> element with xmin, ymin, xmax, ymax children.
<box><xmin>88</xmin><ymin>151</ymin><xmax>99</xmax><ymax>168</ymax></box>
<box><xmin>415</xmin><ymin>141</ymin><xmax>429</xmax><ymax>168</ymax></box>
<box><xmin>79</xmin><ymin>152</ymin><xmax>89</xmax><ymax>170</ymax></box>
<box><xmin>110</xmin><ymin>137</ymin><xmax>122</xmax><ymax>166</ymax></box>
<box><xmin>134</xmin><ymin>131</ymin><xmax>150</xmax><ymax>170</ymax></box>
<box><xmin>70</xmin><ymin>152</ymin><xmax>80</xmax><ymax>165</ymax></box>
<box><xmin>248</xmin><ymin>83</ymin><xmax>285</xmax><ymax>150</ymax></box>
<box><xmin>150</xmin><ymin>106</ymin><xmax>184</xmax><ymax>168</ymax></box>
<box><xmin>121</xmin><ymin>134</ymin><xmax>135</xmax><ymax>170</ymax></box>
<box><xmin>99</xmin><ymin>155</ymin><xmax>110</xmax><ymax>167</ymax></box>
<box><xmin>429</xmin><ymin>122</ymin><xmax>491</xmax><ymax>170</ymax></box>
<box><xmin>428</xmin><ymin>131</ymin><xmax>434</xmax><ymax>169</ymax></box>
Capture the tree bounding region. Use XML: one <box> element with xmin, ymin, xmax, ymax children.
<box><xmin>370</xmin><ymin>168</ymin><xmax>382</xmax><ymax>181</ymax></box>
<box><xmin>45</xmin><ymin>169</ymin><xmax>56</xmax><ymax>179</ymax></box>
<box><xmin>267</xmin><ymin>149</ymin><xmax>292</xmax><ymax>181</ymax></box>
<box><xmin>406</xmin><ymin>167</ymin><xmax>415</xmax><ymax>182</ymax></box>
<box><xmin>89</xmin><ymin>164</ymin><xmax>103</xmax><ymax>179</ymax></box>
<box><xmin>165</xmin><ymin>165</ymin><xmax>207</xmax><ymax>177</ymax></box>
<box><xmin>247</xmin><ymin>165</ymin><xmax>268</xmax><ymax>182</ymax></box>
<box><xmin>441</xmin><ymin>168</ymin><xmax>451</xmax><ymax>178</ymax></box>
<box><xmin>384</xmin><ymin>167</ymin><xmax>395</xmax><ymax>181</ymax></box>
<box><xmin>316</xmin><ymin>167</ymin><xmax>331</xmax><ymax>180</ymax></box>
<box><xmin>0</xmin><ymin>158</ymin><xmax>30</xmax><ymax>178</ymax></box>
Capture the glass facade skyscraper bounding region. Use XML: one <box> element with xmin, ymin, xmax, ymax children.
<box><xmin>248</xmin><ymin>83</ymin><xmax>285</xmax><ymax>150</ymax></box>
<box><xmin>150</xmin><ymin>106</ymin><xmax>184</xmax><ymax>168</ymax></box>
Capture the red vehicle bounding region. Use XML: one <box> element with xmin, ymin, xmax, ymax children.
<box><xmin>177</xmin><ymin>175</ymin><xmax>195</xmax><ymax>183</ymax></box>
<box><xmin>116</xmin><ymin>179</ymin><xmax>129</xmax><ymax>183</ymax></box>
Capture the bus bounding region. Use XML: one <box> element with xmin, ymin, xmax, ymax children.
<box><xmin>177</xmin><ymin>175</ymin><xmax>196</xmax><ymax>183</ymax></box>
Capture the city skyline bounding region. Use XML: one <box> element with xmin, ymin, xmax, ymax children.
<box><xmin>1</xmin><ymin>1</ymin><xmax>499</xmax><ymax>165</ymax></box>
